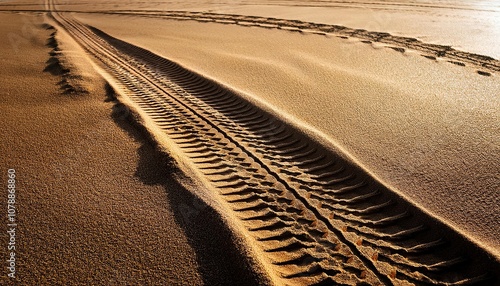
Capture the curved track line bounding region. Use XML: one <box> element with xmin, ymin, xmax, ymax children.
<box><xmin>63</xmin><ymin>9</ymin><xmax>500</xmax><ymax>74</ymax></box>
<box><xmin>47</xmin><ymin>0</ymin><xmax>500</xmax><ymax>285</ymax></box>
<box><xmin>4</xmin><ymin>6</ymin><xmax>498</xmax><ymax>74</ymax></box>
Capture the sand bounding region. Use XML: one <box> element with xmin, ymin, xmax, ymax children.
<box><xmin>6</xmin><ymin>0</ymin><xmax>499</xmax><ymax>59</ymax></box>
<box><xmin>73</xmin><ymin>12</ymin><xmax>500</xmax><ymax>252</ymax></box>
<box><xmin>1</xmin><ymin>0</ymin><xmax>499</xmax><ymax>285</ymax></box>
<box><xmin>0</xmin><ymin>12</ymin><xmax>265</xmax><ymax>285</ymax></box>
<box><xmin>177</xmin><ymin>0</ymin><xmax>500</xmax><ymax>60</ymax></box>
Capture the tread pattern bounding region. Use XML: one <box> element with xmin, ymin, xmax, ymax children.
<box><xmin>65</xmin><ymin>9</ymin><xmax>500</xmax><ymax>74</ymax></box>
<box><xmin>47</xmin><ymin>1</ymin><xmax>500</xmax><ymax>285</ymax></box>
<box><xmin>5</xmin><ymin>6</ymin><xmax>498</xmax><ymax>73</ymax></box>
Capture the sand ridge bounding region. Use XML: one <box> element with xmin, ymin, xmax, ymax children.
<box><xmin>0</xmin><ymin>12</ymin><xmax>207</xmax><ymax>284</ymax></box>
<box><xmin>0</xmin><ymin>9</ymin><xmax>266</xmax><ymax>286</ymax></box>
<box><xmin>45</xmin><ymin>1</ymin><xmax>500</xmax><ymax>284</ymax></box>
<box><xmin>0</xmin><ymin>0</ymin><xmax>498</xmax><ymax>284</ymax></box>
<box><xmin>3</xmin><ymin>0</ymin><xmax>500</xmax><ymax>59</ymax></box>
<box><xmin>73</xmin><ymin>11</ymin><xmax>500</xmax><ymax>254</ymax></box>
<box><xmin>71</xmin><ymin>9</ymin><xmax>500</xmax><ymax>76</ymax></box>
<box><xmin>43</xmin><ymin>25</ymin><xmax>90</xmax><ymax>95</ymax></box>
<box><xmin>2</xmin><ymin>0</ymin><xmax>500</xmax><ymax>71</ymax></box>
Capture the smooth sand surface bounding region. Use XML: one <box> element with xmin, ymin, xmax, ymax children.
<box><xmin>0</xmin><ymin>12</ymin><xmax>264</xmax><ymax>285</ymax></box>
<box><xmin>76</xmin><ymin>13</ymin><xmax>500</xmax><ymax>254</ymax></box>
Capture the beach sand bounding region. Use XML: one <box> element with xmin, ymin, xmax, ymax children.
<box><xmin>1</xmin><ymin>0</ymin><xmax>499</xmax><ymax>285</ymax></box>
<box><xmin>0</xmin><ymin>12</ymin><xmax>265</xmax><ymax>285</ymax></box>
<box><xmin>74</xmin><ymin>12</ymin><xmax>500</xmax><ymax>252</ymax></box>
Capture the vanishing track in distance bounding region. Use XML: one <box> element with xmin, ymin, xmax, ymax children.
<box><xmin>97</xmin><ymin>9</ymin><xmax>500</xmax><ymax>75</ymax></box>
<box><xmin>47</xmin><ymin>0</ymin><xmax>500</xmax><ymax>285</ymax></box>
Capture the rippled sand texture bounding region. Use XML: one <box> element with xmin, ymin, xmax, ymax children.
<box><xmin>1</xmin><ymin>0</ymin><xmax>499</xmax><ymax>285</ymax></box>
<box><xmin>0</xmin><ymin>7</ymin><xmax>265</xmax><ymax>286</ymax></box>
<box><xmin>29</xmin><ymin>0</ymin><xmax>500</xmax><ymax>59</ymax></box>
<box><xmin>73</xmin><ymin>4</ymin><xmax>500</xmax><ymax>253</ymax></box>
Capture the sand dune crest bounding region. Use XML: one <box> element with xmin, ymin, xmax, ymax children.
<box><xmin>45</xmin><ymin>2</ymin><xmax>500</xmax><ymax>284</ymax></box>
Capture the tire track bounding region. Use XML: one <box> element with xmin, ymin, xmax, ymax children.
<box><xmin>47</xmin><ymin>1</ymin><xmax>500</xmax><ymax>285</ymax></box>
<box><xmin>5</xmin><ymin>6</ymin><xmax>498</xmax><ymax>74</ymax></box>
<box><xmin>86</xmin><ymin>9</ymin><xmax>500</xmax><ymax>75</ymax></box>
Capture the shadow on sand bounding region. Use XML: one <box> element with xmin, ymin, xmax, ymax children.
<box><xmin>105</xmin><ymin>83</ymin><xmax>266</xmax><ymax>286</ymax></box>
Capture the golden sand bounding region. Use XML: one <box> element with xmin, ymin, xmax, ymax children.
<box><xmin>1</xmin><ymin>0</ymin><xmax>499</xmax><ymax>284</ymax></box>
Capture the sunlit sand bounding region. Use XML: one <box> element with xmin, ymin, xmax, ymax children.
<box><xmin>1</xmin><ymin>0</ymin><xmax>498</xmax><ymax>284</ymax></box>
